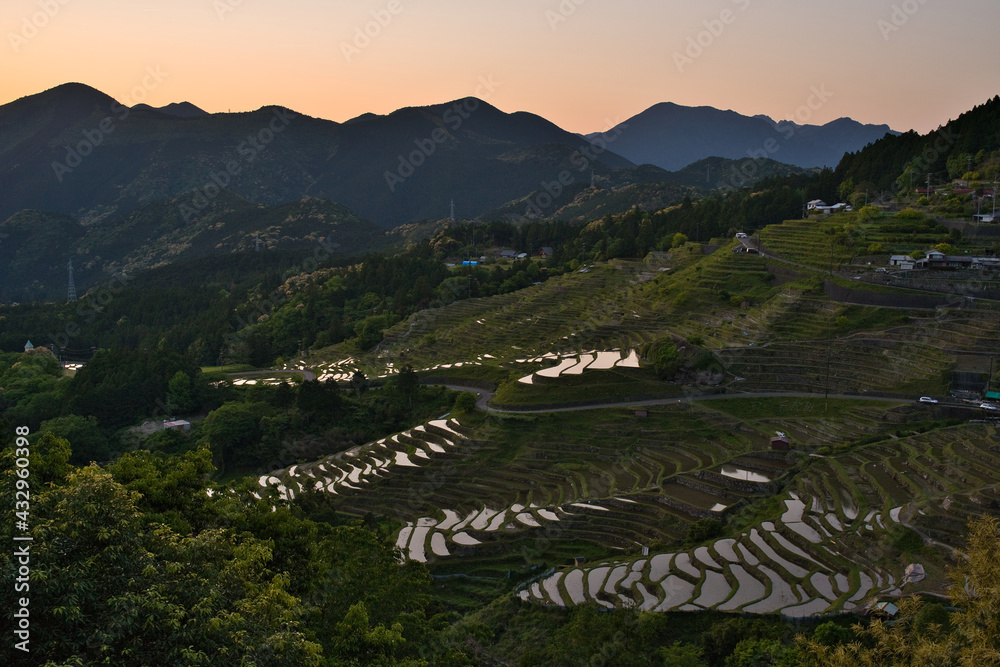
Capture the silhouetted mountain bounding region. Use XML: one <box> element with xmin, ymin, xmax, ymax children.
<box><xmin>131</xmin><ymin>101</ymin><xmax>208</xmax><ymax>118</ymax></box>
<box><xmin>0</xmin><ymin>84</ymin><xmax>635</xmax><ymax>228</ymax></box>
<box><xmin>590</xmin><ymin>102</ymin><xmax>897</xmax><ymax>171</ymax></box>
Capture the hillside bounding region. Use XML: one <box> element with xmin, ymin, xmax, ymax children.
<box><xmin>253</xmin><ymin>214</ymin><xmax>999</xmax><ymax>623</ymax></box>
<box><xmin>0</xmin><ymin>194</ymin><xmax>386</xmax><ymax>302</ymax></box>
<box><xmin>836</xmin><ymin>95</ymin><xmax>1000</xmax><ymax>193</ymax></box>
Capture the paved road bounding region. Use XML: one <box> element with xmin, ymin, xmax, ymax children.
<box><xmin>227</xmin><ymin>369</ymin><xmax>317</xmax><ymax>381</ymax></box>
<box><xmin>439</xmin><ymin>384</ymin><xmax>912</xmax><ymax>414</ymax></box>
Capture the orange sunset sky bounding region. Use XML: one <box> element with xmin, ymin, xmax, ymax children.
<box><xmin>2</xmin><ymin>0</ymin><xmax>999</xmax><ymax>134</ymax></box>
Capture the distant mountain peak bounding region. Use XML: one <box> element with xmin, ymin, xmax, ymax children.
<box><xmin>131</xmin><ymin>101</ymin><xmax>208</xmax><ymax>118</ymax></box>
<box><xmin>591</xmin><ymin>102</ymin><xmax>898</xmax><ymax>170</ymax></box>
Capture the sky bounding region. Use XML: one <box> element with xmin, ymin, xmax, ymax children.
<box><xmin>2</xmin><ymin>0</ymin><xmax>999</xmax><ymax>134</ymax></box>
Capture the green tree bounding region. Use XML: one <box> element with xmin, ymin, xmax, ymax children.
<box><xmin>330</xmin><ymin>602</ymin><xmax>411</xmax><ymax>666</ymax></box>
<box><xmin>39</xmin><ymin>414</ymin><xmax>109</xmax><ymax>464</ymax></box>
<box><xmin>394</xmin><ymin>365</ymin><xmax>420</xmax><ymax>410</ymax></box>
<box><xmin>727</xmin><ymin>638</ymin><xmax>800</xmax><ymax>666</ymax></box>
<box><xmin>650</xmin><ymin>338</ymin><xmax>680</xmax><ymax>380</ymax></box>
<box><xmin>23</xmin><ymin>465</ymin><xmax>323</xmax><ymax>665</ymax></box>
<box><xmin>200</xmin><ymin>401</ymin><xmax>266</xmax><ymax>472</ymax></box>
<box><xmin>167</xmin><ymin>369</ymin><xmax>200</xmax><ymax>414</ymax></box>
<box><xmin>453</xmin><ymin>392</ymin><xmax>477</xmax><ymax>414</ymax></box>
<box><xmin>661</xmin><ymin>642</ymin><xmax>708</xmax><ymax>666</ymax></box>
<box><xmin>107</xmin><ymin>445</ymin><xmax>215</xmax><ymax>534</ymax></box>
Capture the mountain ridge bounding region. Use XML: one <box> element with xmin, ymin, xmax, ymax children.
<box><xmin>0</xmin><ymin>84</ymin><xmax>635</xmax><ymax>227</ymax></box>
<box><xmin>589</xmin><ymin>101</ymin><xmax>898</xmax><ymax>171</ymax></box>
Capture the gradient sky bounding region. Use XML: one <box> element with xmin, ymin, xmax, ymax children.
<box><xmin>2</xmin><ymin>0</ymin><xmax>999</xmax><ymax>134</ymax></box>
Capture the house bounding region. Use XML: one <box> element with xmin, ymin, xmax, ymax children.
<box><xmin>499</xmin><ymin>250</ymin><xmax>517</xmax><ymax>259</ymax></box>
<box><xmin>807</xmin><ymin>199</ymin><xmax>827</xmax><ymax>211</ymax></box>
<box><xmin>889</xmin><ymin>255</ymin><xmax>915</xmax><ymax>270</ymax></box>
<box><xmin>814</xmin><ymin>202</ymin><xmax>852</xmax><ymax>214</ymax></box>
<box><xmin>539</xmin><ymin>246</ymin><xmax>554</xmax><ymax>258</ymax></box>
<box><xmin>23</xmin><ymin>340</ymin><xmax>34</xmax><ymax>353</ymax></box>
<box><xmin>918</xmin><ymin>250</ymin><xmax>966</xmax><ymax>270</ymax></box>
<box><xmin>974</xmin><ymin>214</ymin><xmax>996</xmax><ymax>223</ymax></box>
<box><xmin>917</xmin><ymin>250</ymin><xmax>1000</xmax><ymax>271</ymax></box>
<box><xmin>770</xmin><ymin>436</ymin><xmax>791</xmax><ymax>451</ymax></box>
<box><xmin>872</xmin><ymin>601</ymin><xmax>900</xmax><ymax>619</ymax></box>
<box><xmin>163</xmin><ymin>420</ymin><xmax>191</xmax><ymax>432</ymax></box>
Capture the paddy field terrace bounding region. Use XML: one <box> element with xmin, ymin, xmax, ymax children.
<box><xmin>258</xmin><ymin>214</ymin><xmax>1000</xmax><ymax>616</ymax></box>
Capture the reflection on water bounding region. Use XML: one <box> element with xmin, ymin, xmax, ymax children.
<box><xmin>720</xmin><ymin>465</ymin><xmax>772</xmax><ymax>483</ymax></box>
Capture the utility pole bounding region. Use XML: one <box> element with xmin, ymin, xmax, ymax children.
<box><xmin>993</xmin><ymin>176</ymin><xmax>997</xmax><ymax>218</ymax></box>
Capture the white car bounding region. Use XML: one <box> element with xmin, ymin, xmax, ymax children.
<box><xmin>736</xmin><ymin>232</ymin><xmax>748</xmax><ymax>239</ymax></box>
<box><xmin>981</xmin><ymin>403</ymin><xmax>998</xmax><ymax>411</ymax></box>
<box><xmin>918</xmin><ymin>397</ymin><xmax>938</xmax><ymax>404</ymax></box>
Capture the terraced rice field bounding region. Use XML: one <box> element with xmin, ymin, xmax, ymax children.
<box><xmin>720</xmin><ymin>339</ymin><xmax>952</xmax><ymax>395</ymax></box>
<box><xmin>257</xmin><ymin>405</ymin><xmax>798</xmax><ymax>560</ymax></box>
<box><xmin>520</xmin><ymin>487</ymin><xmax>904</xmax><ymax>616</ymax></box>
<box><xmin>515</xmin><ymin>422</ymin><xmax>1000</xmax><ymax>615</ymax></box>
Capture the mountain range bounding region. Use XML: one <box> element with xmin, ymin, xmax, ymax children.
<box><xmin>2</xmin><ymin>84</ymin><xmax>895</xmax><ymax>228</ymax></box>
<box><xmin>0</xmin><ymin>83</ymin><xmax>635</xmax><ymax>229</ymax></box>
<box><xmin>0</xmin><ymin>83</ymin><xmax>899</xmax><ymax>302</ymax></box>
<box><xmin>593</xmin><ymin>102</ymin><xmax>897</xmax><ymax>171</ymax></box>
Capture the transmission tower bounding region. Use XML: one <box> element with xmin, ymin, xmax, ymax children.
<box><xmin>67</xmin><ymin>259</ymin><xmax>77</xmax><ymax>302</ymax></box>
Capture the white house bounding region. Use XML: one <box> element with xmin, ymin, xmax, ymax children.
<box><xmin>814</xmin><ymin>203</ymin><xmax>852</xmax><ymax>214</ymax></box>
<box><xmin>807</xmin><ymin>199</ymin><xmax>827</xmax><ymax>211</ymax></box>
<box><xmin>889</xmin><ymin>255</ymin><xmax>915</xmax><ymax>269</ymax></box>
